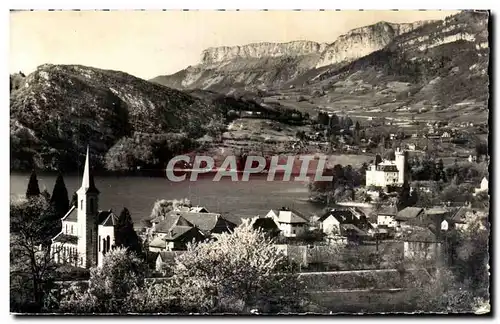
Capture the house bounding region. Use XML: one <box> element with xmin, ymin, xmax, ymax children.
<box><xmin>149</xmin><ymin>214</ymin><xmax>205</xmax><ymax>252</ymax></box>
<box><xmin>400</xmin><ymin>226</ymin><xmax>443</xmax><ymax>263</ymax></box>
<box><xmin>275</xmin><ymin>208</ymin><xmax>308</xmax><ymax>238</ymax></box>
<box><xmin>318</xmin><ymin>208</ymin><xmax>372</xmax><ymax>243</ymax></box>
<box><xmin>173</xmin><ymin>206</ymin><xmax>210</xmax><ymax>213</ymax></box>
<box><xmin>468</xmin><ymin>155</ymin><xmax>477</xmax><ymax>163</ymax></box>
<box><xmin>250</xmin><ymin>216</ymin><xmax>281</xmax><ymax>238</ymax></box>
<box><xmin>441</xmin><ymin>131</ymin><xmax>451</xmax><ymax>138</ymax></box>
<box><xmin>155</xmin><ymin>251</ymin><xmax>184</xmax><ymax>275</ymax></box>
<box><xmin>50</xmin><ymin>147</ymin><xmax>124</xmax><ymax>269</ymax></box>
<box><xmin>159</xmin><ymin>211</ymin><xmax>238</xmax><ymax>236</ymax></box>
<box><xmin>377</xmin><ymin>205</ymin><xmax>398</xmax><ymax>228</ymax></box>
<box><xmin>450</xmin><ymin>206</ymin><xmax>487</xmax><ymax>231</ymax></box>
<box><xmin>408</xmin><ymin>143</ymin><xmax>417</xmax><ymax>151</ymax></box>
<box><xmin>395</xmin><ymin>207</ymin><xmax>425</xmax><ymax>227</ymax></box>
<box><xmin>149</xmin><ymin>210</ymin><xmax>238</xmax><ymax>252</ymax></box>
<box><xmin>365</xmin><ymin>148</ymin><xmax>407</xmax><ymax>188</ymax></box>
<box><xmin>474</xmin><ymin>177</ymin><xmax>489</xmax><ymax>196</ymax></box>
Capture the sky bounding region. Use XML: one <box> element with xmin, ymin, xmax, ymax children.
<box><xmin>10</xmin><ymin>10</ymin><xmax>459</xmax><ymax>80</ymax></box>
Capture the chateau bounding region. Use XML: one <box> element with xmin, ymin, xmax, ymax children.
<box><xmin>365</xmin><ymin>148</ymin><xmax>407</xmax><ymax>188</ymax></box>
<box><xmin>50</xmin><ymin>147</ymin><xmax>119</xmax><ymax>268</ymax></box>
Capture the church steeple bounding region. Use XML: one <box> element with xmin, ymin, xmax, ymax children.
<box><xmin>79</xmin><ymin>146</ymin><xmax>99</xmax><ymax>195</ymax></box>
<box><xmin>76</xmin><ymin>145</ymin><xmax>99</xmax><ymax>268</ymax></box>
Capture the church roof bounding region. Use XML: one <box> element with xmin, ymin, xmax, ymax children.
<box><xmin>99</xmin><ymin>211</ymin><xmax>119</xmax><ymax>226</ymax></box>
<box><xmin>52</xmin><ymin>232</ymin><xmax>78</xmax><ymax>245</ymax></box>
<box><xmin>61</xmin><ymin>205</ymin><xmax>78</xmax><ymax>222</ymax></box>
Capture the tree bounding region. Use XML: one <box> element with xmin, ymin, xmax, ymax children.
<box><xmin>50</xmin><ymin>173</ymin><xmax>69</xmax><ymax>218</ymax></box>
<box><xmin>435</xmin><ymin>159</ymin><xmax>446</xmax><ymax>182</ymax></box>
<box><xmin>70</xmin><ymin>192</ymin><xmax>78</xmax><ymax>208</ymax></box>
<box><xmin>384</xmin><ymin>149</ymin><xmax>395</xmax><ymax>161</ymax></box>
<box><xmin>115</xmin><ymin>208</ymin><xmax>142</xmax><ymax>256</ymax></box>
<box><xmin>167</xmin><ymin>220</ymin><xmax>307</xmax><ymax>313</ymax></box>
<box><xmin>26</xmin><ymin>170</ymin><xmax>41</xmax><ymax>198</ymax></box>
<box><xmin>355</xmin><ymin>121</ymin><xmax>361</xmax><ymax>132</ymax></box>
<box><xmin>398</xmin><ymin>181</ymin><xmax>412</xmax><ymax>210</ymax></box>
<box><xmin>149</xmin><ymin>198</ymin><xmax>191</xmax><ymax>221</ymax></box>
<box><xmin>10</xmin><ymin>197</ymin><xmax>59</xmax><ymax>312</ymax></box>
<box><xmin>205</xmin><ymin>118</ymin><xmax>226</xmax><ymax>142</ymax></box>
<box><xmin>59</xmin><ymin>248</ymin><xmax>148</xmax><ymax>313</ymax></box>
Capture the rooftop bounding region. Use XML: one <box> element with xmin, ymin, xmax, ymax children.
<box><xmin>277</xmin><ymin>209</ymin><xmax>308</xmax><ymax>224</ymax></box>
<box><xmin>52</xmin><ymin>232</ymin><xmax>78</xmax><ymax>245</ymax></box>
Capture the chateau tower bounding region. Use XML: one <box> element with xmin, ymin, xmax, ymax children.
<box><xmin>395</xmin><ymin>147</ymin><xmax>406</xmax><ymax>184</ymax></box>
<box><xmin>76</xmin><ymin>146</ymin><xmax>100</xmax><ymax>268</ymax></box>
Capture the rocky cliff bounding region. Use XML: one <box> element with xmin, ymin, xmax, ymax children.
<box><xmin>151</xmin><ymin>20</ymin><xmax>432</xmax><ymax>91</ymax></box>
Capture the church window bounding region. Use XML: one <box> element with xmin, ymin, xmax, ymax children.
<box><xmin>106</xmin><ymin>236</ymin><xmax>110</xmax><ymax>252</ymax></box>
<box><xmin>71</xmin><ymin>225</ymin><xmax>73</xmax><ymax>234</ymax></box>
<box><xmin>90</xmin><ymin>198</ymin><xmax>94</xmax><ymax>213</ymax></box>
<box><xmin>99</xmin><ymin>236</ymin><xmax>101</xmax><ymax>252</ymax></box>
<box><xmin>65</xmin><ymin>224</ymin><xmax>68</xmax><ymax>234</ymax></box>
<box><xmin>81</xmin><ymin>200</ymin><xmax>83</xmax><ymax>210</ymax></box>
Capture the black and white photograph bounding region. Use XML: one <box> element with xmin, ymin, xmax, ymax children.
<box><xmin>9</xmin><ymin>9</ymin><xmax>491</xmax><ymax>315</ymax></box>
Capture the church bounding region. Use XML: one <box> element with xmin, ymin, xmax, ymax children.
<box><xmin>50</xmin><ymin>147</ymin><xmax>120</xmax><ymax>268</ymax></box>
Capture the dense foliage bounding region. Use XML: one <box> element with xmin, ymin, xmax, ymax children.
<box><xmin>56</xmin><ymin>222</ymin><xmax>307</xmax><ymax>314</ymax></box>
<box><xmin>104</xmin><ymin>132</ymin><xmax>197</xmax><ymax>172</ymax></box>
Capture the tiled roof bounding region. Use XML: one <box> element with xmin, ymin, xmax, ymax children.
<box><xmin>163</xmin><ymin>226</ymin><xmax>196</xmax><ymax>241</ymax></box>
<box><xmin>61</xmin><ymin>205</ymin><xmax>78</xmax><ymax>222</ymax></box>
<box><xmin>379</xmin><ymin>165</ymin><xmax>398</xmax><ymax>172</ymax></box>
<box><xmin>252</xmin><ymin>217</ymin><xmax>280</xmax><ymax>232</ymax></box>
<box><xmin>149</xmin><ymin>236</ymin><xmax>166</xmax><ymax>248</ymax></box>
<box><xmin>190</xmin><ymin>206</ymin><xmax>209</xmax><ymax>213</ymax></box>
<box><xmin>318</xmin><ymin>209</ymin><xmax>355</xmax><ymax>223</ymax></box>
<box><xmin>340</xmin><ymin>224</ymin><xmax>368</xmax><ymax>237</ymax></box>
<box><xmin>400</xmin><ymin>226</ymin><xmax>439</xmax><ymax>243</ymax></box>
<box><xmin>172</xmin><ymin>211</ymin><xmax>236</xmax><ymax>232</ymax></box>
<box><xmin>396</xmin><ymin>207</ymin><xmax>424</xmax><ymax>220</ymax></box>
<box><xmin>319</xmin><ymin>209</ymin><xmax>372</xmax><ymax>231</ymax></box>
<box><xmin>155</xmin><ymin>215</ymin><xmax>193</xmax><ymax>234</ymax></box>
<box><xmin>52</xmin><ymin>232</ymin><xmax>78</xmax><ymax>245</ymax></box>
<box><xmin>425</xmin><ymin>207</ymin><xmax>450</xmax><ymax>215</ymax></box>
<box><xmin>378</xmin><ymin>206</ymin><xmax>398</xmax><ymax>216</ymax></box>
<box><xmin>158</xmin><ymin>251</ymin><xmax>185</xmax><ymax>263</ymax></box>
<box><xmin>277</xmin><ymin>210</ymin><xmax>308</xmax><ymax>224</ymax></box>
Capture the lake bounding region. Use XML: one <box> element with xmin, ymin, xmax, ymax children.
<box><xmin>10</xmin><ymin>173</ymin><xmax>324</xmax><ymax>225</ymax></box>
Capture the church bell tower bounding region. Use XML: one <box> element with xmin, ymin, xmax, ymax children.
<box><xmin>76</xmin><ymin>146</ymin><xmax>100</xmax><ymax>268</ymax></box>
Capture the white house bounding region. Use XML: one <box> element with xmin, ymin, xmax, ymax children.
<box><xmin>377</xmin><ymin>206</ymin><xmax>398</xmax><ymax>228</ymax></box>
<box><xmin>365</xmin><ymin>148</ymin><xmax>406</xmax><ymax>188</ymax></box>
<box><xmin>273</xmin><ymin>208</ymin><xmax>308</xmax><ymax>238</ymax></box>
<box><xmin>474</xmin><ymin>177</ymin><xmax>489</xmax><ymax>196</ymax></box>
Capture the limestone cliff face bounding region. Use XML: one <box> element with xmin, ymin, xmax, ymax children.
<box><xmin>152</xmin><ymin>20</ymin><xmax>432</xmax><ymax>90</ymax></box>
<box><xmin>200</xmin><ymin>41</ymin><xmax>327</xmax><ymax>66</ymax></box>
<box><xmin>315</xmin><ymin>21</ymin><xmax>429</xmax><ymax>68</ymax></box>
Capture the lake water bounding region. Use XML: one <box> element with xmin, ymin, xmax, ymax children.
<box><xmin>10</xmin><ymin>173</ymin><xmax>324</xmax><ymax>224</ymax></box>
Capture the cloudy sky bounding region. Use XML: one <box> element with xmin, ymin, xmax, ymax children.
<box><xmin>10</xmin><ymin>10</ymin><xmax>458</xmax><ymax>80</ymax></box>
